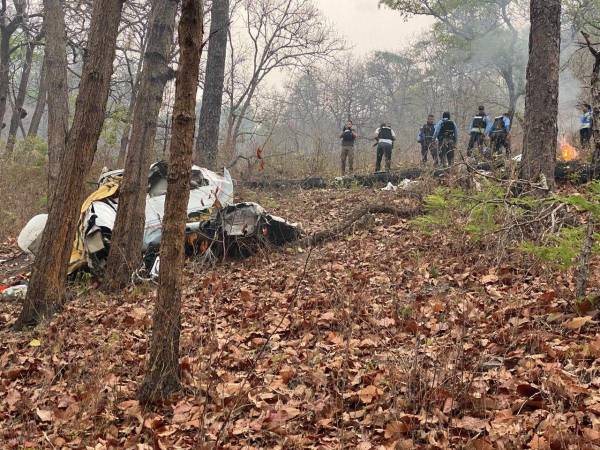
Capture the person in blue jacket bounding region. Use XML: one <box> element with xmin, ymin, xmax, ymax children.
<box><xmin>433</xmin><ymin>112</ymin><xmax>459</xmax><ymax>166</ymax></box>
<box><xmin>580</xmin><ymin>103</ymin><xmax>593</xmax><ymax>148</ymax></box>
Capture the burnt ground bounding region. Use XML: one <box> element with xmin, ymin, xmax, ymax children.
<box><xmin>1</xmin><ymin>186</ymin><xmax>599</xmax><ymax>449</ymax></box>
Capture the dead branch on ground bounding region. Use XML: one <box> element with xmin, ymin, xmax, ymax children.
<box><xmin>296</xmin><ymin>204</ymin><xmax>422</xmax><ymax>248</ymax></box>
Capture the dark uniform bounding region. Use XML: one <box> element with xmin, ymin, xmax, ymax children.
<box><xmin>434</xmin><ymin>118</ymin><xmax>458</xmax><ymax>166</ymax></box>
<box><xmin>489</xmin><ymin>115</ymin><xmax>511</xmax><ymax>157</ymax></box>
<box><xmin>467</xmin><ymin>114</ymin><xmax>488</xmax><ymax>157</ymax></box>
<box><xmin>418</xmin><ymin>123</ymin><xmax>437</xmax><ymax>165</ymax></box>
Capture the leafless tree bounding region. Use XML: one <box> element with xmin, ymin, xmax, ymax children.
<box><xmin>520</xmin><ymin>0</ymin><xmax>561</xmax><ymax>188</ymax></box>
<box><xmin>138</xmin><ymin>0</ymin><xmax>203</xmax><ymax>403</ymax></box>
<box><xmin>195</xmin><ymin>0</ymin><xmax>230</xmax><ymax>168</ymax></box>
<box><xmin>16</xmin><ymin>0</ymin><xmax>125</xmax><ymax>328</ymax></box>
<box><xmin>104</xmin><ymin>0</ymin><xmax>178</xmax><ymax>291</ymax></box>
<box><xmin>42</xmin><ymin>0</ymin><xmax>69</xmax><ymax>203</ymax></box>
<box><xmin>222</xmin><ymin>0</ymin><xmax>342</xmax><ymax>158</ymax></box>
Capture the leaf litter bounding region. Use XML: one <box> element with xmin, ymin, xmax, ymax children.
<box><xmin>0</xmin><ymin>186</ymin><xmax>599</xmax><ymax>449</ymax></box>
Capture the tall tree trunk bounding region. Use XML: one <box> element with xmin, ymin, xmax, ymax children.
<box><xmin>0</xmin><ymin>29</ymin><xmax>12</xmax><ymax>135</ymax></box>
<box><xmin>519</xmin><ymin>0</ymin><xmax>561</xmax><ymax>189</ymax></box>
<box><xmin>581</xmin><ymin>33</ymin><xmax>600</xmax><ymax>169</ymax></box>
<box><xmin>116</xmin><ymin>38</ymin><xmax>148</xmax><ymax>168</ymax></box>
<box><xmin>138</xmin><ymin>0</ymin><xmax>203</xmax><ymax>403</ymax></box>
<box><xmin>4</xmin><ymin>41</ymin><xmax>35</xmax><ymax>156</ymax></box>
<box><xmin>103</xmin><ymin>0</ymin><xmax>178</xmax><ymax>291</ymax></box>
<box><xmin>43</xmin><ymin>0</ymin><xmax>70</xmax><ymax>205</ymax></box>
<box><xmin>28</xmin><ymin>56</ymin><xmax>48</xmax><ymax>138</ymax></box>
<box><xmin>194</xmin><ymin>0</ymin><xmax>229</xmax><ymax>169</ymax></box>
<box><xmin>116</xmin><ymin>91</ymin><xmax>136</xmax><ymax>167</ymax></box>
<box><xmin>16</xmin><ymin>0</ymin><xmax>124</xmax><ymax>329</ymax></box>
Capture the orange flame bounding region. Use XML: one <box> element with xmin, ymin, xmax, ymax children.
<box><xmin>560</xmin><ymin>138</ymin><xmax>579</xmax><ymax>162</ymax></box>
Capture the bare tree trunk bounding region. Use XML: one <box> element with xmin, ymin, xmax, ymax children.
<box><xmin>28</xmin><ymin>56</ymin><xmax>48</xmax><ymax>138</ymax></box>
<box><xmin>116</xmin><ymin>38</ymin><xmax>148</xmax><ymax>168</ymax></box>
<box><xmin>16</xmin><ymin>0</ymin><xmax>124</xmax><ymax>329</ymax></box>
<box><xmin>194</xmin><ymin>0</ymin><xmax>229</xmax><ymax>169</ymax></box>
<box><xmin>519</xmin><ymin>0</ymin><xmax>561</xmax><ymax>189</ymax></box>
<box><xmin>138</xmin><ymin>0</ymin><xmax>203</xmax><ymax>403</ymax></box>
<box><xmin>4</xmin><ymin>41</ymin><xmax>35</xmax><ymax>156</ymax></box>
<box><xmin>0</xmin><ymin>29</ymin><xmax>12</xmax><ymax>135</ymax></box>
<box><xmin>103</xmin><ymin>0</ymin><xmax>178</xmax><ymax>291</ymax></box>
<box><xmin>43</xmin><ymin>0</ymin><xmax>70</xmax><ymax>205</ymax></box>
<box><xmin>0</xmin><ymin>3</ymin><xmax>25</xmax><ymax>138</ymax></box>
<box><xmin>581</xmin><ymin>33</ymin><xmax>600</xmax><ymax>169</ymax></box>
<box><xmin>116</xmin><ymin>92</ymin><xmax>136</xmax><ymax>167</ymax></box>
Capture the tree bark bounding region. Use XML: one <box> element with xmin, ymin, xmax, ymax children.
<box><xmin>16</xmin><ymin>0</ymin><xmax>124</xmax><ymax>329</ymax></box>
<box><xmin>581</xmin><ymin>33</ymin><xmax>600</xmax><ymax>169</ymax></box>
<box><xmin>519</xmin><ymin>0</ymin><xmax>561</xmax><ymax>190</ymax></box>
<box><xmin>43</xmin><ymin>0</ymin><xmax>70</xmax><ymax>205</ymax></box>
<box><xmin>103</xmin><ymin>0</ymin><xmax>178</xmax><ymax>291</ymax></box>
<box><xmin>138</xmin><ymin>0</ymin><xmax>203</xmax><ymax>403</ymax></box>
<box><xmin>28</xmin><ymin>55</ymin><xmax>48</xmax><ymax>138</ymax></box>
<box><xmin>194</xmin><ymin>0</ymin><xmax>229</xmax><ymax>169</ymax></box>
<box><xmin>4</xmin><ymin>41</ymin><xmax>35</xmax><ymax>156</ymax></box>
<box><xmin>116</xmin><ymin>89</ymin><xmax>137</xmax><ymax>168</ymax></box>
<box><xmin>116</xmin><ymin>39</ymin><xmax>148</xmax><ymax>168</ymax></box>
<box><xmin>0</xmin><ymin>27</ymin><xmax>12</xmax><ymax>135</ymax></box>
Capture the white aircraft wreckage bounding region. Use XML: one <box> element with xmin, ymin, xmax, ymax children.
<box><xmin>18</xmin><ymin>162</ymin><xmax>302</xmax><ymax>277</ymax></box>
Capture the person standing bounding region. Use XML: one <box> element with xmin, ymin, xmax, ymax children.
<box><xmin>467</xmin><ymin>105</ymin><xmax>491</xmax><ymax>156</ymax></box>
<box><xmin>433</xmin><ymin>112</ymin><xmax>459</xmax><ymax>166</ymax></box>
<box><xmin>340</xmin><ymin>120</ymin><xmax>357</xmax><ymax>175</ymax></box>
<box><xmin>580</xmin><ymin>103</ymin><xmax>593</xmax><ymax>148</ymax></box>
<box><xmin>418</xmin><ymin>114</ymin><xmax>437</xmax><ymax>165</ymax></box>
<box><xmin>489</xmin><ymin>112</ymin><xmax>512</xmax><ymax>157</ymax></box>
<box><xmin>374</xmin><ymin>122</ymin><xmax>396</xmax><ymax>172</ymax></box>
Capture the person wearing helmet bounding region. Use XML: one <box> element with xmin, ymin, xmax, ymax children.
<box><xmin>433</xmin><ymin>112</ymin><xmax>459</xmax><ymax>166</ymax></box>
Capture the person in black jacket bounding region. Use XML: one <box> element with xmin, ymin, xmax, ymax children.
<box><xmin>418</xmin><ymin>114</ymin><xmax>437</xmax><ymax>165</ymax></box>
<box><xmin>340</xmin><ymin>120</ymin><xmax>357</xmax><ymax>175</ymax></box>
<box><xmin>467</xmin><ymin>105</ymin><xmax>491</xmax><ymax>156</ymax></box>
<box><xmin>433</xmin><ymin>112</ymin><xmax>459</xmax><ymax>166</ymax></box>
<box><xmin>373</xmin><ymin>123</ymin><xmax>396</xmax><ymax>172</ymax></box>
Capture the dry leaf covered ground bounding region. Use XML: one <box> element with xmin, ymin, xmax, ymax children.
<box><xmin>1</xmin><ymin>186</ymin><xmax>599</xmax><ymax>449</ymax></box>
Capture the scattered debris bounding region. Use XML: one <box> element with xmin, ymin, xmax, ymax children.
<box><xmin>17</xmin><ymin>162</ymin><xmax>301</xmax><ymax>277</ymax></box>
<box><xmin>146</xmin><ymin>202</ymin><xmax>302</xmax><ymax>275</ymax></box>
<box><xmin>0</xmin><ymin>284</ymin><xmax>27</xmax><ymax>300</ymax></box>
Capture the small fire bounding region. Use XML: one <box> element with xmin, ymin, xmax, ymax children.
<box><xmin>560</xmin><ymin>138</ymin><xmax>579</xmax><ymax>162</ymax></box>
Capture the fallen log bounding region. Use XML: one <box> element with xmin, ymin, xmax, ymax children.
<box><xmin>554</xmin><ymin>161</ymin><xmax>600</xmax><ymax>184</ymax></box>
<box><xmin>243</xmin><ymin>161</ymin><xmax>600</xmax><ymax>190</ymax></box>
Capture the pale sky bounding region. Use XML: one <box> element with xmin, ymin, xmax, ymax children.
<box><xmin>315</xmin><ymin>0</ymin><xmax>434</xmax><ymax>55</ymax></box>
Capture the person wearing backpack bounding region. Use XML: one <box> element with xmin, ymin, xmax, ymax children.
<box><xmin>340</xmin><ymin>120</ymin><xmax>357</xmax><ymax>175</ymax></box>
<box><xmin>467</xmin><ymin>105</ymin><xmax>492</xmax><ymax>157</ymax></box>
<box><xmin>374</xmin><ymin>122</ymin><xmax>396</xmax><ymax>172</ymax></box>
<box><xmin>580</xmin><ymin>104</ymin><xmax>593</xmax><ymax>148</ymax></box>
<box><xmin>489</xmin><ymin>112</ymin><xmax>511</xmax><ymax>157</ymax></box>
<box><xmin>418</xmin><ymin>114</ymin><xmax>438</xmax><ymax>165</ymax></box>
<box><xmin>433</xmin><ymin>112</ymin><xmax>459</xmax><ymax>166</ymax></box>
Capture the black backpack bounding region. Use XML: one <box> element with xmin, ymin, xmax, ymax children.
<box><xmin>472</xmin><ymin>115</ymin><xmax>486</xmax><ymax>130</ymax></box>
<box><xmin>440</xmin><ymin>120</ymin><xmax>456</xmax><ymax>138</ymax></box>
<box><xmin>492</xmin><ymin>116</ymin><xmax>506</xmax><ymax>132</ymax></box>
<box><xmin>342</xmin><ymin>127</ymin><xmax>355</xmax><ymax>142</ymax></box>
